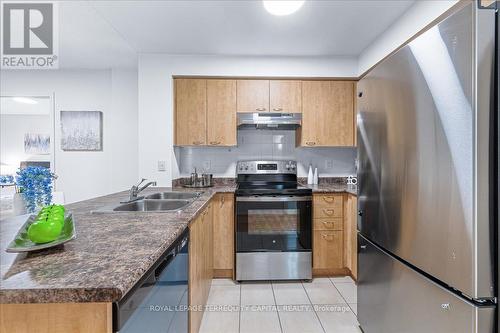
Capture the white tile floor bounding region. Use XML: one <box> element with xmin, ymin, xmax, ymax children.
<box><xmin>199</xmin><ymin>277</ymin><xmax>360</xmax><ymax>333</ymax></box>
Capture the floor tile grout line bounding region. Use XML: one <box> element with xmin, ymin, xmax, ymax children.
<box><xmin>331</xmin><ymin>281</ymin><xmax>351</xmax><ymax>305</ymax></box>
<box><xmin>330</xmin><ymin>279</ymin><xmax>355</xmax><ymax>302</ymax></box>
<box><xmin>301</xmin><ymin>280</ymin><xmax>327</xmax><ymax>333</ymax></box>
<box><xmin>330</xmin><ymin>279</ymin><xmax>359</xmax><ymax>320</ymax></box>
<box><xmin>271</xmin><ymin>281</ymin><xmax>285</xmax><ymax>333</ymax></box>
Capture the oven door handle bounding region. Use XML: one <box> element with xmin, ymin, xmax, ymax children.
<box><xmin>236</xmin><ymin>196</ymin><xmax>312</xmax><ymax>202</ymax></box>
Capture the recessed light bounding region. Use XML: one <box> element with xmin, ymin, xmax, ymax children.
<box><xmin>13</xmin><ymin>97</ymin><xmax>38</xmax><ymax>105</ymax></box>
<box><xmin>263</xmin><ymin>0</ymin><xmax>305</xmax><ymax>16</ymax></box>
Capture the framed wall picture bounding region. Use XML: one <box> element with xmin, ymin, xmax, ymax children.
<box><xmin>60</xmin><ymin>111</ymin><xmax>103</xmax><ymax>151</ymax></box>
<box><xmin>24</xmin><ymin>133</ymin><xmax>50</xmax><ymax>155</ymax></box>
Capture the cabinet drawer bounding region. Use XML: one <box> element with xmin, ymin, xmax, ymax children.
<box><xmin>313</xmin><ymin>230</ymin><xmax>343</xmax><ymax>269</ymax></box>
<box><xmin>313</xmin><ymin>218</ymin><xmax>343</xmax><ymax>231</ymax></box>
<box><xmin>313</xmin><ymin>194</ymin><xmax>344</xmax><ymax>209</ymax></box>
<box><xmin>314</xmin><ymin>205</ymin><xmax>343</xmax><ymax>219</ymax></box>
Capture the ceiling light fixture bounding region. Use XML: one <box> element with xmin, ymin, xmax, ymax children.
<box><xmin>263</xmin><ymin>0</ymin><xmax>305</xmax><ymax>16</ymax></box>
<box><xmin>13</xmin><ymin>97</ymin><xmax>38</xmax><ymax>105</ymax></box>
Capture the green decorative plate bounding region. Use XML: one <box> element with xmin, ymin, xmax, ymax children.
<box><xmin>5</xmin><ymin>213</ymin><xmax>76</xmax><ymax>253</ymax></box>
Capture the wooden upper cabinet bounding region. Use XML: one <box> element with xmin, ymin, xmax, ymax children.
<box><xmin>300</xmin><ymin>80</ymin><xmax>355</xmax><ymax>147</ymax></box>
<box><xmin>175</xmin><ymin>79</ymin><xmax>207</xmax><ymax>146</ymax></box>
<box><xmin>207</xmin><ymin>80</ymin><xmax>237</xmax><ymax>146</ymax></box>
<box><xmin>237</xmin><ymin>80</ymin><xmax>270</xmax><ymax>112</ymax></box>
<box><xmin>270</xmin><ymin>80</ymin><xmax>302</xmax><ymax>113</ymax></box>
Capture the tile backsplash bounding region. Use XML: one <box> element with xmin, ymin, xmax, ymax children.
<box><xmin>174</xmin><ymin>130</ymin><xmax>357</xmax><ymax>177</ymax></box>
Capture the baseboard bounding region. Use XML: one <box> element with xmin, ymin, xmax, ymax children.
<box><xmin>213</xmin><ymin>269</ymin><xmax>233</xmax><ymax>278</ymax></box>
<box><xmin>312</xmin><ymin>268</ymin><xmax>349</xmax><ymax>277</ymax></box>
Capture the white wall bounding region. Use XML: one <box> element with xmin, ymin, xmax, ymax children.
<box><xmin>357</xmin><ymin>0</ymin><xmax>459</xmax><ymax>76</ymax></box>
<box><xmin>138</xmin><ymin>54</ymin><xmax>358</xmax><ymax>186</ymax></box>
<box><xmin>0</xmin><ymin>69</ymin><xmax>138</xmax><ymax>203</ymax></box>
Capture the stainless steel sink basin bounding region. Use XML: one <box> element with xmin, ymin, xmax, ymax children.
<box><xmin>145</xmin><ymin>192</ymin><xmax>201</xmax><ymax>200</ymax></box>
<box><xmin>113</xmin><ymin>199</ymin><xmax>190</xmax><ymax>212</ymax></box>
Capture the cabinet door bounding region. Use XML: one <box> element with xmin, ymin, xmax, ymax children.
<box><xmin>299</xmin><ymin>81</ymin><xmax>320</xmax><ymax>146</ymax></box>
<box><xmin>313</xmin><ymin>230</ymin><xmax>343</xmax><ymax>269</ymax></box>
<box><xmin>270</xmin><ymin>80</ymin><xmax>302</xmax><ymax>113</ymax></box>
<box><xmin>237</xmin><ymin>80</ymin><xmax>269</xmax><ymax>112</ymax></box>
<box><xmin>301</xmin><ymin>81</ymin><xmax>355</xmax><ymax>147</ymax></box>
<box><xmin>175</xmin><ymin>79</ymin><xmax>207</xmax><ymax>146</ymax></box>
<box><xmin>213</xmin><ymin>193</ymin><xmax>234</xmax><ymax>276</ymax></box>
<box><xmin>207</xmin><ymin>80</ymin><xmax>237</xmax><ymax>146</ymax></box>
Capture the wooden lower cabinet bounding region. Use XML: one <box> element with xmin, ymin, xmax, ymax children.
<box><xmin>0</xmin><ymin>302</ymin><xmax>112</xmax><ymax>333</ymax></box>
<box><xmin>312</xmin><ymin>193</ymin><xmax>347</xmax><ymax>276</ymax></box>
<box><xmin>189</xmin><ymin>203</ymin><xmax>213</xmax><ymax>333</ymax></box>
<box><xmin>344</xmin><ymin>194</ymin><xmax>358</xmax><ymax>280</ymax></box>
<box><xmin>313</xmin><ymin>230</ymin><xmax>344</xmax><ymax>271</ymax></box>
<box><xmin>212</xmin><ymin>193</ymin><xmax>234</xmax><ymax>278</ymax></box>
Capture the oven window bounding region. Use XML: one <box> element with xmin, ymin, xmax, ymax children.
<box><xmin>236</xmin><ymin>199</ymin><xmax>312</xmax><ymax>252</ymax></box>
<box><xmin>247</xmin><ymin>209</ymin><xmax>298</xmax><ymax>235</ymax></box>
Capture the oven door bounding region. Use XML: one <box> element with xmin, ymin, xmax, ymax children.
<box><xmin>236</xmin><ymin>195</ymin><xmax>312</xmax><ymax>253</ymax></box>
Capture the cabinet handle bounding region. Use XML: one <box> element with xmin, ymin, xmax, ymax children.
<box><xmin>256</xmin><ymin>107</ymin><xmax>266</xmax><ymax>111</ymax></box>
<box><xmin>306</xmin><ymin>141</ymin><xmax>316</xmax><ymax>146</ymax></box>
<box><xmin>273</xmin><ymin>108</ymin><xmax>283</xmax><ymax>111</ymax></box>
<box><xmin>322</xmin><ymin>209</ymin><xmax>335</xmax><ymax>216</ymax></box>
<box><xmin>321</xmin><ymin>234</ymin><xmax>334</xmax><ymax>241</ymax></box>
<box><xmin>192</xmin><ymin>141</ymin><xmax>203</xmax><ymax>145</ymax></box>
<box><xmin>322</xmin><ymin>221</ymin><xmax>334</xmax><ymax>228</ymax></box>
<box><xmin>220</xmin><ymin>196</ymin><xmax>225</xmax><ymax>207</ymax></box>
<box><xmin>209</xmin><ymin>141</ymin><xmax>221</xmax><ymax>145</ymax></box>
<box><xmin>322</xmin><ymin>196</ymin><xmax>335</xmax><ymax>203</ymax></box>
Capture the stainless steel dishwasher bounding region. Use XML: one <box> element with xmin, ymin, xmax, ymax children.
<box><xmin>114</xmin><ymin>230</ymin><xmax>189</xmax><ymax>333</ymax></box>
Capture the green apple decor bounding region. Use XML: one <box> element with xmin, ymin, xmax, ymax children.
<box><xmin>27</xmin><ymin>205</ymin><xmax>66</xmax><ymax>244</ymax></box>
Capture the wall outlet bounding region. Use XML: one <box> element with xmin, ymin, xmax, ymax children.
<box><xmin>325</xmin><ymin>160</ymin><xmax>334</xmax><ymax>169</ymax></box>
<box><xmin>157</xmin><ymin>160</ymin><xmax>166</xmax><ymax>172</ymax></box>
<box><xmin>202</xmin><ymin>160</ymin><xmax>211</xmax><ymax>171</ymax></box>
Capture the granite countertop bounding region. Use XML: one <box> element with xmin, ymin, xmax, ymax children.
<box><xmin>0</xmin><ymin>185</ymin><xmax>235</xmax><ymax>304</ymax></box>
<box><xmin>297</xmin><ymin>177</ymin><xmax>357</xmax><ymax>196</ymax></box>
<box><xmin>302</xmin><ymin>183</ymin><xmax>357</xmax><ymax>196</ymax></box>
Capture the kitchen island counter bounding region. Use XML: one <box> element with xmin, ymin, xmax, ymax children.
<box><xmin>0</xmin><ymin>185</ymin><xmax>235</xmax><ymax>304</ymax></box>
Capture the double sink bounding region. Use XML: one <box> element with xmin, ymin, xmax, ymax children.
<box><xmin>112</xmin><ymin>192</ymin><xmax>201</xmax><ymax>212</ymax></box>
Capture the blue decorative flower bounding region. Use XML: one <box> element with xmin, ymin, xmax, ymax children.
<box><xmin>15</xmin><ymin>167</ymin><xmax>56</xmax><ymax>213</ymax></box>
<box><xmin>0</xmin><ymin>175</ymin><xmax>14</xmax><ymax>184</ymax></box>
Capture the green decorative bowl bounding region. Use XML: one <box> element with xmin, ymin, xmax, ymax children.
<box><xmin>5</xmin><ymin>213</ymin><xmax>76</xmax><ymax>253</ymax></box>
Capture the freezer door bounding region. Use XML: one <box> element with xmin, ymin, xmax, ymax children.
<box><xmin>357</xmin><ymin>3</ymin><xmax>496</xmax><ymax>299</ymax></box>
<box><xmin>358</xmin><ymin>234</ymin><xmax>495</xmax><ymax>333</ymax></box>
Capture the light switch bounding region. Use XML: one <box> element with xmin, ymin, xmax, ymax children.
<box><xmin>325</xmin><ymin>160</ymin><xmax>334</xmax><ymax>169</ymax></box>
<box><xmin>158</xmin><ymin>160</ymin><xmax>166</xmax><ymax>172</ymax></box>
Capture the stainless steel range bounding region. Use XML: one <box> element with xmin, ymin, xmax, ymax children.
<box><xmin>235</xmin><ymin>160</ymin><xmax>312</xmax><ymax>281</ymax></box>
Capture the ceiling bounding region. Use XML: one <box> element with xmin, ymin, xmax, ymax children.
<box><xmin>55</xmin><ymin>0</ymin><xmax>415</xmax><ymax>69</ymax></box>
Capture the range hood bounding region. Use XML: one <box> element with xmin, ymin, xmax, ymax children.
<box><xmin>237</xmin><ymin>113</ymin><xmax>302</xmax><ymax>130</ymax></box>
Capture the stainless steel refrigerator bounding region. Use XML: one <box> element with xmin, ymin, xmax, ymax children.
<box><xmin>357</xmin><ymin>2</ymin><xmax>498</xmax><ymax>332</ymax></box>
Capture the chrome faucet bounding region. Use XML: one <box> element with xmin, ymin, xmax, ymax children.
<box><xmin>124</xmin><ymin>178</ymin><xmax>157</xmax><ymax>203</ymax></box>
